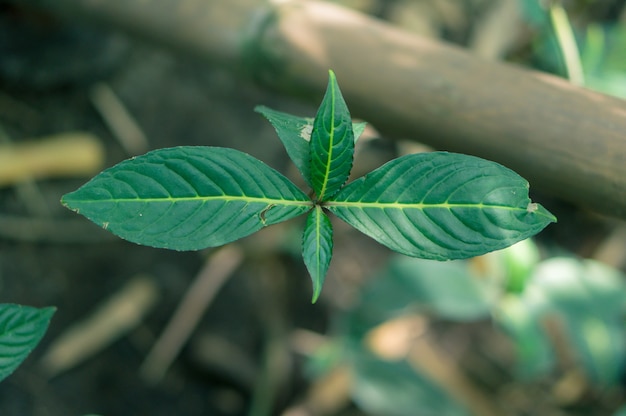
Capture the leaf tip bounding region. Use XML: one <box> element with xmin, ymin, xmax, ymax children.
<box><xmin>311</xmin><ymin>288</ymin><xmax>321</xmax><ymax>304</ymax></box>
<box><xmin>39</xmin><ymin>306</ymin><xmax>57</xmax><ymax>324</ymax></box>
<box><xmin>60</xmin><ymin>193</ymin><xmax>79</xmax><ymax>213</ymax></box>
<box><xmin>527</xmin><ymin>201</ymin><xmax>557</xmax><ymax>223</ymax></box>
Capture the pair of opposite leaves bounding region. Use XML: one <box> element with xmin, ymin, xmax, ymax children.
<box><xmin>62</xmin><ymin>70</ymin><xmax>556</xmax><ymax>302</ymax></box>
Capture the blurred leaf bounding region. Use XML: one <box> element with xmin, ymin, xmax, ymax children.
<box><xmin>519</xmin><ymin>0</ymin><xmax>567</xmax><ymax>76</ymax></box>
<box><xmin>499</xmin><ymin>257</ymin><xmax>626</xmax><ymax>384</ymax></box>
<box><xmin>388</xmin><ymin>258</ymin><xmax>494</xmax><ymax>321</ymax></box>
<box><xmin>352</xmin><ymin>352</ymin><xmax>469</xmax><ymax>416</ymax></box>
<box><xmin>585</xmin><ymin>73</ymin><xmax>626</xmax><ymax>98</ymax></box>
<box><xmin>342</xmin><ymin>256</ymin><xmax>494</xmax><ymax>343</ymax></box>
<box><xmin>519</xmin><ymin>0</ymin><xmax>549</xmax><ymax>27</ymax></box>
<box><xmin>305</xmin><ymin>339</ymin><xmax>346</xmax><ymax>378</ymax></box>
<box><xmin>500</xmin><ymin>239</ymin><xmax>541</xmax><ymax>293</ymax></box>
<box><xmin>531</xmin><ymin>258</ymin><xmax>626</xmax><ymax>317</ymax></box>
<box><xmin>496</xmin><ymin>295</ymin><xmax>555</xmax><ymax>378</ymax></box>
<box><xmin>581</xmin><ymin>24</ymin><xmax>626</xmax><ymax>98</ymax></box>
<box><xmin>531</xmin><ymin>258</ymin><xmax>626</xmax><ymax>384</ymax></box>
<box><xmin>526</xmin><ymin>11</ymin><xmax>626</xmax><ymax>98</ymax></box>
<box><xmin>567</xmin><ymin>317</ymin><xmax>624</xmax><ymax>384</ymax></box>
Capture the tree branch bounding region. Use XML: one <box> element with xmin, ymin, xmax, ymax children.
<box><xmin>18</xmin><ymin>0</ymin><xmax>626</xmax><ymax>218</ymax></box>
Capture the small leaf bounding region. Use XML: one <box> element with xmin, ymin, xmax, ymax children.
<box><xmin>309</xmin><ymin>70</ymin><xmax>355</xmax><ymax>201</ymax></box>
<box><xmin>302</xmin><ymin>206</ymin><xmax>333</xmax><ymax>303</ymax></box>
<box><xmin>255</xmin><ymin>106</ymin><xmax>314</xmax><ymax>187</ymax></box>
<box><xmin>326</xmin><ymin>152</ymin><xmax>556</xmax><ymax>260</ymax></box>
<box><xmin>0</xmin><ymin>304</ymin><xmax>55</xmax><ymax>382</ymax></box>
<box><xmin>255</xmin><ymin>106</ymin><xmax>366</xmax><ymax>188</ymax></box>
<box><xmin>62</xmin><ymin>147</ymin><xmax>312</xmax><ymax>250</ymax></box>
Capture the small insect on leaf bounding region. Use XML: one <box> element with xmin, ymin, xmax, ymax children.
<box><xmin>259</xmin><ymin>204</ymin><xmax>276</xmax><ymax>225</ymax></box>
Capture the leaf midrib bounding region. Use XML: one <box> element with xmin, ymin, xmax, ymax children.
<box><xmin>317</xmin><ymin>80</ymin><xmax>336</xmax><ymax>201</ymax></box>
<box><xmin>65</xmin><ymin>195</ymin><xmax>313</xmax><ymax>206</ymax></box>
<box><xmin>325</xmin><ymin>201</ymin><xmax>529</xmax><ymax>211</ymax></box>
<box><xmin>314</xmin><ymin>207</ymin><xmax>323</xmax><ymax>270</ymax></box>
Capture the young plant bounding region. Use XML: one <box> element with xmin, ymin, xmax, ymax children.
<box><xmin>62</xmin><ymin>70</ymin><xmax>556</xmax><ymax>302</ymax></box>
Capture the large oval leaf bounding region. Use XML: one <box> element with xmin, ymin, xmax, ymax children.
<box><xmin>0</xmin><ymin>304</ymin><xmax>55</xmax><ymax>382</ymax></box>
<box><xmin>325</xmin><ymin>152</ymin><xmax>556</xmax><ymax>260</ymax></box>
<box><xmin>62</xmin><ymin>147</ymin><xmax>312</xmax><ymax>250</ymax></box>
<box><xmin>310</xmin><ymin>70</ymin><xmax>355</xmax><ymax>201</ymax></box>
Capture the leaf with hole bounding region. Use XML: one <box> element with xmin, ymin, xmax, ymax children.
<box><xmin>0</xmin><ymin>304</ymin><xmax>55</xmax><ymax>382</ymax></box>
<box><xmin>62</xmin><ymin>146</ymin><xmax>312</xmax><ymax>250</ymax></box>
<box><xmin>326</xmin><ymin>152</ymin><xmax>556</xmax><ymax>260</ymax></box>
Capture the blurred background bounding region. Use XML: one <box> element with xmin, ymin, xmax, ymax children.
<box><xmin>0</xmin><ymin>0</ymin><xmax>625</xmax><ymax>415</ymax></box>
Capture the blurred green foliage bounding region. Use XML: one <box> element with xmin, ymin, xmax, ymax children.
<box><xmin>520</xmin><ymin>0</ymin><xmax>626</xmax><ymax>98</ymax></box>
<box><xmin>311</xmin><ymin>239</ymin><xmax>626</xmax><ymax>415</ymax></box>
<box><xmin>498</xmin><ymin>255</ymin><xmax>626</xmax><ymax>384</ymax></box>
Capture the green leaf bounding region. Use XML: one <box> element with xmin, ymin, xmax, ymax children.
<box><xmin>254</xmin><ymin>106</ymin><xmax>314</xmax><ymax>187</ymax></box>
<box><xmin>309</xmin><ymin>70</ymin><xmax>355</xmax><ymax>201</ymax></box>
<box><xmin>326</xmin><ymin>152</ymin><xmax>556</xmax><ymax>260</ymax></box>
<box><xmin>62</xmin><ymin>147</ymin><xmax>312</xmax><ymax>250</ymax></box>
<box><xmin>352</xmin><ymin>352</ymin><xmax>469</xmax><ymax>416</ymax></box>
<box><xmin>254</xmin><ymin>107</ymin><xmax>366</xmax><ymax>189</ymax></box>
<box><xmin>0</xmin><ymin>304</ymin><xmax>55</xmax><ymax>382</ymax></box>
<box><xmin>302</xmin><ymin>206</ymin><xmax>333</xmax><ymax>303</ymax></box>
